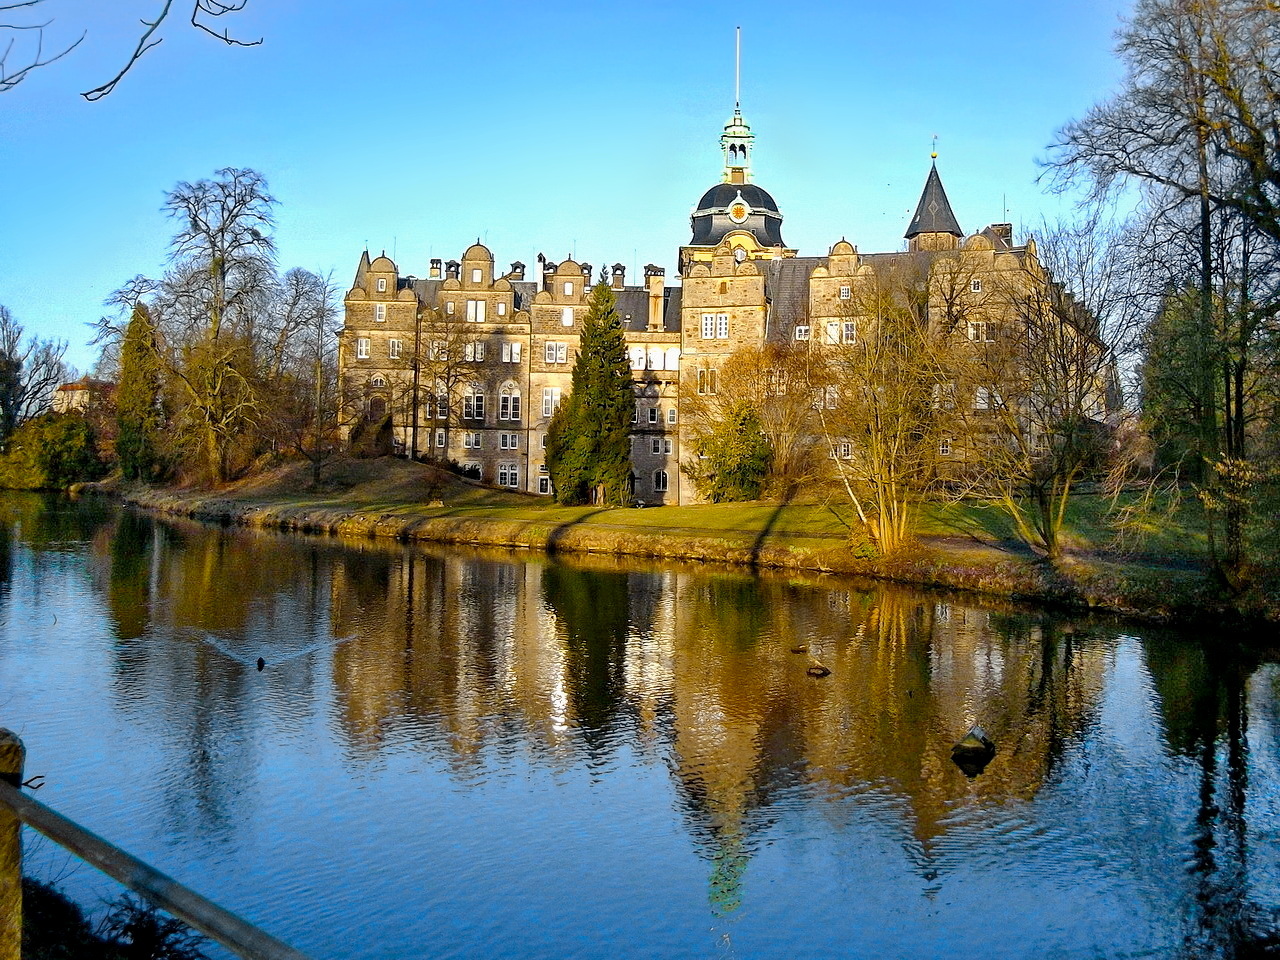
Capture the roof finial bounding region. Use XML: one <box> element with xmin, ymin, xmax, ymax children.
<box><xmin>931</xmin><ymin>133</ymin><xmax>939</xmax><ymax>161</ymax></box>
<box><xmin>734</xmin><ymin>26</ymin><xmax>741</xmax><ymax>112</ymax></box>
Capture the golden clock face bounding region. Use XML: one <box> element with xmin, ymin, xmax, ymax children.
<box><xmin>729</xmin><ymin>202</ymin><xmax>749</xmax><ymax>223</ymax></box>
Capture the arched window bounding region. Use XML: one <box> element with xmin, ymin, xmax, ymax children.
<box><xmin>368</xmin><ymin>396</ymin><xmax>386</xmax><ymax>419</ymax></box>
<box><xmin>664</xmin><ymin>347</ymin><xmax>680</xmax><ymax>370</ymax></box>
<box><xmin>371</xmin><ymin>376</ymin><xmax>386</xmax><ymax>388</ymax></box>
<box><xmin>647</xmin><ymin>346</ymin><xmax>664</xmax><ymax>370</ymax></box>
<box><xmin>630</xmin><ymin>346</ymin><xmax>646</xmax><ymax>371</ymax></box>
<box><xmin>432</xmin><ymin>380</ymin><xmax>448</xmax><ymax>419</ymax></box>
<box><xmin>653</xmin><ymin>470</ymin><xmax>668</xmax><ymax>493</ymax></box>
<box><xmin>499</xmin><ymin>382</ymin><xmax>521</xmax><ymax>421</ymax></box>
<box><xmin>463</xmin><ymin>384</ymin><xmax>486</xmax><ymax>421</ymax></box>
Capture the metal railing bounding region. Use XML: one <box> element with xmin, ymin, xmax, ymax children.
<box><xmin>0</xmin><ymin>728</ymin><xmax>313</xmax><ymax>960</ymax></box>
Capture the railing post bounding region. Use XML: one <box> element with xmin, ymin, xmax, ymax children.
<box><xmin>0</xmin><ymin>729</ymin><xmax>24</xmax><ymax>960</ymax></box>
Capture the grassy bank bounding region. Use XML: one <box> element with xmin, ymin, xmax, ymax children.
<box><xmin>100</xmin><ymin>457</ymin><xmax>1277</xmax><ymax>626</ymax></box>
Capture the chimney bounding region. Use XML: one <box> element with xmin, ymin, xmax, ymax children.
<box><xmin>611</xmin><ymin>263</ymin><xmax>626</xmax><ymax>290</ymax></box>
<box><xmin>645</xmin><ymin>264</ymin><xmax>665</xmax><ymax>331</ymax></box>
<box><xmin>445</xmin><ymin>260</ymin><xmax>460</xmax><ymax>280</ymax></box>
<box><xmin>535</xmin><ymin>253</ymin><xmax>546</xmax><ymax>293</ymax></box>
<box><xmin>580</xmin><ymin>262</ymin><xmax>593</xmax><ymax>285</ymax></box>
<box><xmin>542</xmin><ymin>260</ymin><xmax>557</xmax><ymax>289</ymax></box>
<box><xmin>509</xmin><ymin>261</ymin><xmax>526</xmax><ymax>281</ymax></box>
<box><xmin>429</xmin><ymin>258</ymin><xmax>442</xmax><ymax>280</ymax></box>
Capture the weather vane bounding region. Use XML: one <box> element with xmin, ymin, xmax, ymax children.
<box><xmin>931</xmin><ymin>134</ymin><xmax>938</xmax><ymax>160</ymax></box>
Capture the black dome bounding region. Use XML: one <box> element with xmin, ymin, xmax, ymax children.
<box><xmin>690</xmin><ymin>182</ymin><xmax>786</xmax><ymax>247</ymax></box>
<box><xmin>694</xmin><ymin>182</ymin><xmax>781</xmax><ymax>214</ymax></box>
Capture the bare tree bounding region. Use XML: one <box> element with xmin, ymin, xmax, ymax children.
<box><xmin>0</xmin><ymin>304</ymin><xmax>68</xmax><ymax>442</ymax></box>
<box><xmin>819</xmin><ymin>260</ymin><xmax>966</xmax><ymax>556</ymax></box>
<box><xmin>1</xmin><ymin>1</ymin><xmax>259</xmax><ymax>98</ymax></box>
<box><xmin>160</xmin><ymin>167</ymin><xmax>276</xmax><ymax>483</ymax></box>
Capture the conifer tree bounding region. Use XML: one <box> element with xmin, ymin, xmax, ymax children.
<box><xmin>546</xmin><ymin>282</ymin><xmax>634</xmax><ymax>505</ymax></box>
<box><xmin>115</xmin><ymin>302</ymin><xmax>165</xmax><ymax>482</ymax></box>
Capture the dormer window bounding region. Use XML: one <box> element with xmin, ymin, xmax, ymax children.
<box><xmin>376</xmin><ymin>278</ymin><xmax>387</xmax><ymax>292</ymax></box>
<box><xmin>563</xmin><ymin>282</ymin><xmax>573</xmax><ymax>297</ymax></box>
<box><xmin>472</xmin><ymin>268</ymin><xmax>482</xmax><ymax>283</ymax></box>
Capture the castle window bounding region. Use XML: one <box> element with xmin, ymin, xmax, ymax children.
<box><xmin>664</xmin><ymin>438</ymin><xmax>673</xmax><ymax>454</ymax></box>
<box><xmin>971</xmin><ymin>279</ymin><xmax>982</xmax><ymax>293</ymax></box>
<box><xmin>446</xmin><ymin>301</ymin><xmax>455</xmax><ymax>315</ymax></box>
<box><xmin>356</xmin><ymin>337</ymin><xmax>370</xmax><ymax>359</ymax></box>
<box><xmin>967</xmin><ymin>320</ymin><xmax>990</xmax><ymax>342</ymax></box>
<box><xmin>498</xmin><ymin>462</ymin><xmax>519</xmax><ymax>488</ymax></box>
<box><xmin>538</xmin><ymin>476</ymin><xmax>550</xmax><ymax>494</ymax></box>
<box><xmin>648</xmin><ymin>346</ymin><xmax>664</xmax><ymax>369</ymax></box>
<box><xmin>839</xmin><ymin>285</ymin><xmax>851</xmax><ymax>300</ymax></box>
<box><xmin>843</xmin><ymin>321</ymin><xmax>857</xmax><ymax>344</ymax></box>
<box><xmin>463</xmin><ymin>388</ymin><xmax>486</xmax><ymax>421</ymax></box>
<box><xmin>464</xmin><ymin>341</ymin><xmax>486</xmax><ymax>362</ymax></box>
<box><xmin>826</xmin><ymin>322</ymin><xmax>840</xmax><ymax>345</ymax></box>
<box><xmin>376</xmin><ymin>278</ymin><xmax>387</xmax><ymax>292</ymax></box>
<box><xmin>561</xmin><ymin>307</ymin><xmax>574</xmax><ymax>326</ymax></box>
<box><xmin>542</xmin><ymin>387</ymin><xmax>562</xmax><ymax>417</ymax></box>
<box><xmin>389</xmin><ymin>339</ymin><xmax>402</xmax><ymax>359</ymax></box>
<box><xmin>794</xmin><ymin>325</ymin><xmax>810</xmax><ymax>341</ymax></box>
<box><xmin>433</xmin><ymin>380</ymin><xmax>448</xmax><ymax>418</ymax></box>
<box><xmin>563</xmin><ymin>281</ymin><xmax>574</xmax><ymax>297</ymax></box>
<box><xmin>502</xmin><ymin>341</ymin><xmax>522</xmax><ymax>363</ymax></box>
<box><xmin>667</xmin><ymin>408</ymin><xmax>676</xmax><ymax>424</ymax></box>
<box><xmin>630</xmin><ymin>346</ymin><xmax>646</xmax><ymax>370</ymax></box>
<box><xmin>545</xmin><ymin>341</ymin><xmax>568</xmax><ymax>364</ymax></box>
<box><xmin>654</xmin><ymin>470</ymin><xmax>668</xmax><ymax>492</ymax></box>
<box><xmin>497</xmin><ymin>301</ymin><xmax>507</xmax><ymax>317</ymax></box>
<box><xmin>466</xmin><ymin>299</ymin><xmax>486</xmax><ymax>322</ymax></box>
<box><xmin>697</xmin><ymin>368</ymin><xmax>718</xmax><ymax>395</ymax></box>
<box><xmin>472</xmin><ymin>268</ymin><xmax>482</xmax><ymax>283</ymax></box>
<box><xmin>649</xmin><ymin>407</ymin><xmax>658</xmax><ymax>424</ymax></box>
<box><xmin>701</xmin><ymin>314</ymin><xmax>729</xmax><ymax>340</ymax></box>
<box><xmin>375</xmin><ymin>304</ymin><xmax>386</xmax><ymax>322</ymax></box>
<box><xmin>839</xmin><ymin>442</ymin><xmax>853</xmax><ymax>459</ymax></box>
<box><xmin>371</xmin><ymin>376</ymin><xmax>386</xmax><ymax>388</ymax></box>
<box><xmin>651</xmin><ymin>438</ymin><xmax>661</xmax><ymax>454</ymax></box>
<box><xmin>939</xmin><ymin>437</ymin><xmax>953</xmax><ymax>457</ymax></box>
<box><xmin>435</xmin><ymin>429</ymin><xmax>445</xmax><ymax>448</ymax></box>
<box><xmin>500</xmin><ymin>384</ymin><xmax>521</xmax><ymax>421</ymax></box>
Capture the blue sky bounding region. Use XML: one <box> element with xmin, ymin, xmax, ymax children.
<box><xmin>1</xmin><ymin>0</ymin><xmax>1131</xmax><ymax>375</ymax></box>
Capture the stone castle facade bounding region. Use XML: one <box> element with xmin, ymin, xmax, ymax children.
<box><xmin>337</xmin><ymin>106</ymin><xmax>1049</xmax><ymax>505</ymax></box>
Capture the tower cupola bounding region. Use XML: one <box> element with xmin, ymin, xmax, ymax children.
<box><xmin>721</xmin><ymin>109</ymin><xmax>754</xmax><ymax>185</ymax></box>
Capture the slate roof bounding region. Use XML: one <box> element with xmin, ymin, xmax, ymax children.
<box><xmin>905</xmin><ymin>164</ymin><xmax>963</xmax><ymax>239</ymax></box>
<box><xmin>761</xmin><ymin>257</ymin><xmax>824</xmax><ymax>339</ymax></box>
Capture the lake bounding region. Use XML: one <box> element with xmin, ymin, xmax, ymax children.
<box><xmin>1</xmin><ymin>492</ymin><xmax>1277</xmax><ymax>959</ymax></box>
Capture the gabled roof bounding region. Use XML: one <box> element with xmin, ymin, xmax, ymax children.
<box><xmin>905</xmin><ymin>164</ymin><xmax>962</xmax><ymax>239</ymax></box>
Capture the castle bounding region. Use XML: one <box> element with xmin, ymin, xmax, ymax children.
<box><xmin>337</xmin><ymin>104</ymin><xmax>1044</xmax><ymax>505</ymax></box>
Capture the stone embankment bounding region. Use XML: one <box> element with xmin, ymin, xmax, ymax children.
<box><xmin>109</xmin><ymin>480</ymin><xmax>1266</xmax><ymax>629</ymax></box>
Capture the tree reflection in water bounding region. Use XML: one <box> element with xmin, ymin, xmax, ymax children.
<box><xmin>2</xmin><ymin>496</ymin><xmax>1276</xmax><ymax>959</ymax></box>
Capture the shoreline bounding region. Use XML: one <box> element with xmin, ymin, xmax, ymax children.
<box><xmin>98</xmin><ymin>479</ymin><xmax>1274</xmax><ymax>630</ymax></box>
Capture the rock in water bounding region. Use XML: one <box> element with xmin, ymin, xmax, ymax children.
<box><xmin>257</xmin><ymin>657</ymin><xmax>266</xmax><ymax>672</ymax></box>
<box><xmin>951</xmin><ymin>725</ymin><xmax>996</xmax><ymax>777</ymax></box>
<box><xmin>806</xmin><ymin>663</ymin><xmax>831</xmax><ymax>678</ymax></box>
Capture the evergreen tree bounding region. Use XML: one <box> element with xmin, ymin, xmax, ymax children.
<box><xmin>116</xmin><ymin>302</ymin><xmax>165</xmax><ymax>482</ymax></box>
<box><xmin>546</xmin><ymin>282</ymin><xmax>634</xmax><ymax>505</ymax></box>
<box><xmin>684</xmin><ymin>400</ymin><xmax>772</xmax><ymax>503</ymax></box>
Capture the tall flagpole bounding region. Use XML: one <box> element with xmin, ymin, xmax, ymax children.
<box><xmin>735</xmin><ymin>26</ymin><xmax>741</xmax><ymax>109</ymax></box>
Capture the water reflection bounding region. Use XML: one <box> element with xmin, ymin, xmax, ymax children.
<box><xmin>2</xmin><ymin>494</ymin><xmax>1279</xmax><ymax>958</ymax></box>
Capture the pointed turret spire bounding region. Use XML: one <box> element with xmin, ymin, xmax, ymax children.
<box><xmin>354</xmin><ymin>249</ymin><xmax>372</xmax><ymax>290</ymax></box>
<box><xmin>905</xmin><ymin>162</ymin><xmax>963</xmax><ymax>245</ymax></box>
